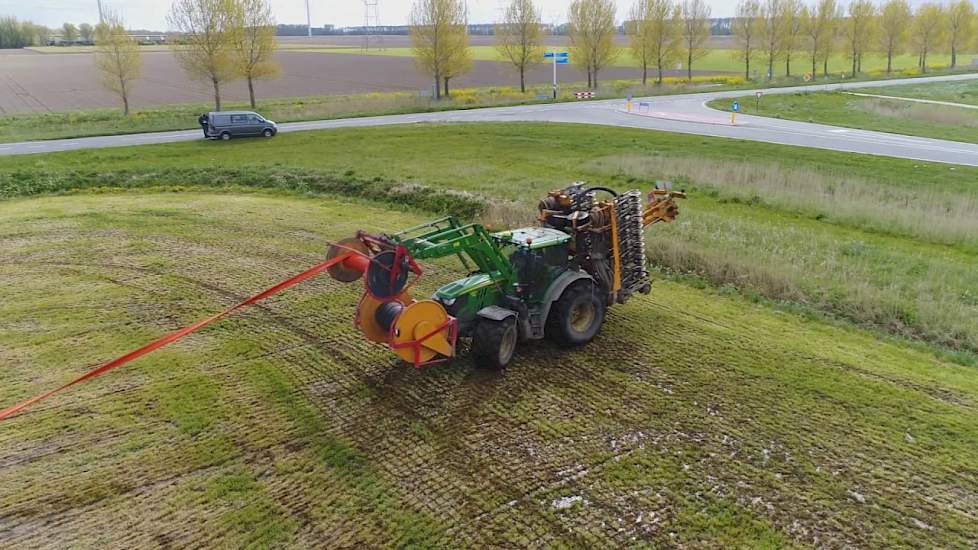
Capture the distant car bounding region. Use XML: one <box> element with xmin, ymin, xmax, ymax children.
<box><xmin>204</xmin><ymin>111</ymin><xmax>277</xmax><ymax>140</ymax></box>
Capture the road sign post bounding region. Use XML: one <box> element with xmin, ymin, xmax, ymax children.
<box><xmin>544</xmin><ymin>51</ymin><xmax>569</xmax><ymax>100</ymax></box>
<box><xmin>755</xmin><ymin>90</ymin><xmax>763</xmax><ymax>112</ymax></box>
<box><xmin>731</xmin><ymin>100</ymin><xmax>740</xmax><ymax>124</ymax></box>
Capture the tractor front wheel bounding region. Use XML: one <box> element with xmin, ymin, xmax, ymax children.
<box><xmin>546</xmin><ymin>281</ymin><xmax>605</xmax><ymax>347</ymax></box>
<box><xmin>472</xmin><ymin>317</ymin><xmax>518</xmax><ymax>370</ymax></box>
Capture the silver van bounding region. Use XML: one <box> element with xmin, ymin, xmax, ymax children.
<box><xmin>205</xmin><ymin>111</ymin><xmax>278</xmax><ymax>140</ymax></box>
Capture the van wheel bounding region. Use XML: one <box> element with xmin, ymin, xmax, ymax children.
<box><xmin>220</xmin><ymin>132</ymin><xmax>231</xmax><ymax>141</ymax></box>
<box><xmin>262</xmin><ymin>128</ymin><xmax>274</xmax><ymax>138</ymax></box>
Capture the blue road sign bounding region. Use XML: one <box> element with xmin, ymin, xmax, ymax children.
<box><xmin>555</xmin><ymin>58</ymin><xmax>569</xmax><ymax>65</ymax></box>
<box><xmin>556</xmin><ymin>52</ymin><xmax>569</xmax><ymax>58</ymax></box>
<box><xmin>544</xmin><ymin>51</ymin><xmax>555</xmax><ymax>58</ymax></box>
<box><xmin>544</xmin><ymin>51</ymin><xmax>570</xmax><ymax>59</ymax></box>
<box><xmin>731</xmin><ymin>101</ymin><xmax>741</xmax><ymax>112</ymax></box>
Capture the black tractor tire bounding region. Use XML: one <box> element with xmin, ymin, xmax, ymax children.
<box><xmin>220</xmin><ymin>131</ymin><xmax>231</xmax><ymax>141</ymax></box>
<box><xmin>546</xmin><ymin>280</ymin><xmax>606</xmax><ymax>347</ymax></box>
<box><xmin>472</xmin><ymin>317</ymin><xmax>518</xmax><ymax>370</ymax></box>
<box><xmin>262</xmin><ymin>128</ymin><xmax>274</xmax><ymax>138</ymax></box>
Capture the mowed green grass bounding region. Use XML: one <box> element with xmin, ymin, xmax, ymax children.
<box><xmin>313</xmin><ymin>44</ymin><xmax>975</xmax><ymax>76</ymax></box>
<box><xmin>1</xmin><ymin>192</ymin><xmax>976</xmax><ymax>547</ymax></box>
<box><xmin>4</xmin><ymin>123</ymin><xmax>977</xmax><ymax>358</ymax></box>
<box><xmin>714</xmin><ymin>79</ymin><xmax>978</xmax><ymax>143</ymax></box>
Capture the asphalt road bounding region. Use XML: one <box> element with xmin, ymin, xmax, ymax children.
<box><xmin>3</xmin><ymin>72</ymin><xmax>978</xmax><ymax>165</ymax></box>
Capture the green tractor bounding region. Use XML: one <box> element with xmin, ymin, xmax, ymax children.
<box><xmin>325</xmin><ymin>183</ymin><xmax>684</xmax><ymax>369</ymax></box>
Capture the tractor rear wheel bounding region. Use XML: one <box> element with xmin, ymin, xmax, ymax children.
<box><xmin>472</xmin><ymin>317</ymin><xmax>518</xmax><ymax>370</ymax></box>
<box><xmin>546</xmin><ymin>281</ymin><xmax>605</xmax><ymax>347</ymax></box>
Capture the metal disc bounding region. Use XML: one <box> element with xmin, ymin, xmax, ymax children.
<box><xmin>366</xmin><ymin>250</ymin><xmax>409</xmax><ymax>300</ymax></box>
<box><xmin>327</xmin><ymin>237</ymin><xmax>369</xmax><ymax>283</ymax></box>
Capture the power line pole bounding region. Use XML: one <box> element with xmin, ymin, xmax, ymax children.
<box><xmin>306</xmin><ymin>0</ymin><xmax>312</xmax><ymax>37</ymax></box>
<box><xmin>363</xmin><ymin>0</ymin><xmax>381</xmax><ymax>51</ymax></box>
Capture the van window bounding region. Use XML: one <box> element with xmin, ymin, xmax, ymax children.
<box><xmin>248</xmin><ymin>115</ymin><xmax>262</xmax><ymax>123</ymax></box>
<box><xmin>230</xmin><ymin>114</ymin><xmax>249</xmax><ymax>124</ymax></box>
<box><xmin>213</xmin><ymin>115</ymin><xmax>230</xmax><ymax>125</ymax></box>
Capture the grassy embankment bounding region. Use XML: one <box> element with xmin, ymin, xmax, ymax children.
<box><xmin>2</xmin><ymin>123</ymin><xmax>976</xmax><ymax>363</ymax></box>
<box><xmin>1</xmin><ymin>192</ymin><xmax>976</xmax><ymax>547</ymax></box>
<box><xmin>712</xmin><ymin>78</ymin><xmax>978</xmax><ymax>143</ymax></box>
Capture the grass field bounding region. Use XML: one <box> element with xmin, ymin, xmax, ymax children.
<box><xmin>2</xmin><ymin>191</ymin><xmax>976</xmax><ymax>547</ymax></box>
<box><xmin>3</xmin><ymin>123</ymin><xmax>977</xmax><ymax>362</ymax></box>
<box><xmin>712</xmin><ymin>79</ymin><xmax>978</xmax><ymax>143</ymax></box>
<box><xmin>313</xmin><ymin>44</ymin><xmax>975</xmax><ymax>77</ymax></box>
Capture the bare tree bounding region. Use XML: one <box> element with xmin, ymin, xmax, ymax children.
<box><xmin>569</xmin><ymin>0</ymin><xmax>619</xmax><ymax>88</ymax></box>
<box><xmin>845</xmin><ymin>0</ymin><xmax>876</xmax><ymax>76</ymax></box>
<box><xmin>94</xmin><ymin>12</ymin><xmax>142</xmax><ymax>114</ymax></box>
<box><xmin>878</xmin><ymin>0</ymin><xmax>910</xmax><ymax>74</ymax></box>
<box><xmin>79</xmin><ymin>23</ymin><xmax>94</xmax><ymax>42</ymax></box>
<box><xmin>678</xmin><ymin>0</ymin><xmax>711</xmax><ymax>80</ymax></box>
<box><xmin>168</xmin><ymin>0</ymin><xmax>241</xmax><ymax>111</ymax></box>
<box><xmin>629</xmin><ymin>0</ymin><xmax>679</xmax><ymax>85</ymax></box>
<box><xmin>759</xmin><ymin>0</ymin><xmax>786</xmax><ymax>79</ymax></box>
<box><xmin>912</xmin><ymin>3</ymin><xmax>946</xmax><ymax>73</ymax></box>
<box><xmin>781</xmin><ymin>0</ymin><xmax>803</xmax><ymax>76</ymax></box>
<box><xmin>410</xmin><ymin>0</ymin><xmax>469</xmax><ymax>99</ymax></box>
<box><xmin>733</xmin><ymin>0</ymin><xmax>762</xmax><ymax>79</ymax></box>
<box><xmin>441</xmin><ymin>20</ymin><xmax>472</xmax><ymax>97</ymax></box>
<box><xmin>231</xmin><ymin>0</ymin><xmax>279</xmax><ymax>107</ymax></box>
<box><xmin>496</xmin><ymin>0</ymin><xmax>544</xmax><ymax>93</ymax></box>
<box><xmin>62</xmin><ymin>22</ymin><xmax>78</xmax><ymax>41</ymax></box>
<box><xmin>947</xmin><ymin>0</ymin><xmax>975</xmax><ymax>68</ymax></box>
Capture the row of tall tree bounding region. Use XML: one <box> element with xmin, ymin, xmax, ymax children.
<box><xmin>409</xmin><ymin>0</ymin><xmax>710</xmax><ymax>96</ymax></box>
<box><xmin>94</xmin><ymin>0</ymin><xmax>281</xmax><ymax>115</ymax></box>
<box><xmin>59</xmin><ymin>22</ymin><xmax>97</xmax><ymax>42</ymax></box>
<box><xmin>0</xmin><ymin>17</ymin><xmax>50</xmax><ymax>48</ymax></box>
<box><xmin>411</xmin><ymin>0</ymin><xmax>976</xmax><ymax>97</ymax></box>
<box><xmin>732</xmin><ymin>0</ymin><xmax>976</xmax><ymax>79</ymax></box>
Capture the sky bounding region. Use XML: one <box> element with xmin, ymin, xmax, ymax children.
<box><xmin>1</xmin><ymin>0</ymin><xmax>744</xmax><ymax>31</ymax></box>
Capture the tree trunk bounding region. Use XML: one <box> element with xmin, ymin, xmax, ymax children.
<box><xmin>642</xmin><ymin>63</ymin><xmax>647</xmax><ymax>86</ymax></box>
<box><xmin>593</xmin><ymin>68</ymin><xmax>599</xmax><ymax>88</ymax></box>
<box><xmin>520</xmin><ymin>67</ymin><xmax>525</xmax><ymax>93</ymax></box>
<box><xmin>786</xmin><ymin>55</ymin><xmax>791</xmax><ymax>77</ymax></box>
<box><xmin>746</xmin><ymin>52</ymin><xmax>751</xmax><ymax>80</ymax></box>
<box><xmin>657</xmin><ymin>64</ymin><xmax>663</xmax><ymax>85</ymax></box>
<box><xmin>687</xmin><ymin>51</ymin><xmax>693</xmax><ymax>80</ymax></box>
<box><xmin>767</xmin><ymin>55</ymin><xmax>774</xmax><ymax>80</ymax></box>
<box><xmin>434</xmin><ymin>74</ymin><xmax>441</xmax><ymax>99</ymax></box>
<box><xmin>812</xmin><ymin>53</ymin><xmax>817</xmax><ymax>80</ymax></box>
<box><xmin>443</xmin><ymin>77</ymin><xmax>450</xmax><ymax>97</ymax></box>
<box><xmin>247</xmin><ymin>77</ymin><xmax>256</xmax><ymax>108</ymax></box>
<box><xmin>823</xmin><ymin>57</ymin><xmax>828</xmax><ymax>77</ymax></box>
<box><xmin>951</xmin><ymin>46</ymin><xmax>957</xmax><ymax>68</ymax></box>
<box><xmin>212</xmin><ymin>78</ymin><xmax>221</xmax><ymax>111</ymax></box>
<box><xmin>122</xmin><ymin>92</ymin><xmax>129</xmax><ymax>115</ymax></box>
<box><xmin>851</xmin><ymin>51</ymin><xmax>857</xmax><ymax>76</ymax></box>
<box><xmin>587</xmin><ymin>68</ymin><xmax>592</xmax><ymax>88</ymax></box>
<box><xmin>887</xmin><ymin>50</ymin><xmax>892</xmax><ymax>74</ymax></box>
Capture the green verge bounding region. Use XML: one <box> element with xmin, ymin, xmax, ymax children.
<box><xmin>3</xmin><ymin>122</ymin><xmax>977</xmax><ymax>359</ymax></box>
<box><xmin>1</xmin><ymin>192</ymin><xmax>976</xmax><ymax>547</ymax></box>
<box><xmin>712</xmin><ymin>78</ymin><xmax>978</xmax><ymax>144</ymax></box>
